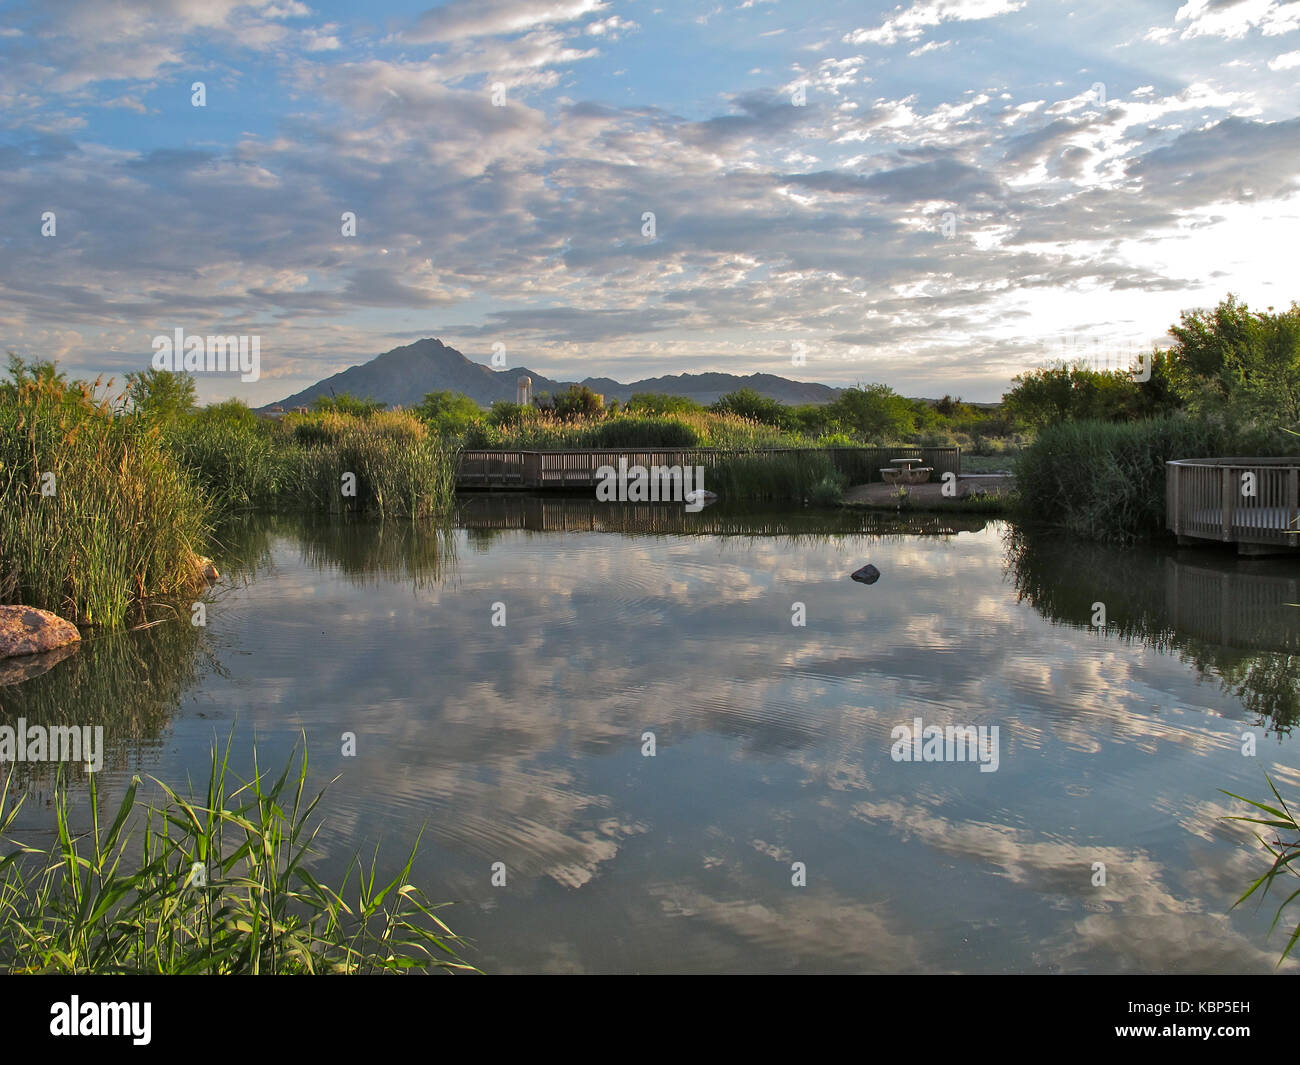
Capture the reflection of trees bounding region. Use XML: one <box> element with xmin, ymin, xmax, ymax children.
<box><xmin>1211</xmin><ymin>652</ymin><xmax>1300</xmax><ymax>735</ymax></box>
<box><xmin>211</xmin><ymin>512</ymin><xmax>458</xmax><ymax>588</ymax></box>
<box><xmin>0</xmin><ymin>613</ymin><xmax>211</xmax><ymax>786</ymax></box>
<box><xmin>1007</xmin><ymin>528</ymin><xmax>1300</xmax><ymax>736</ymax></box>
<box><xmin>293</xmin><ymin>516</ymin><xmax>455</xmax><ymax>587</ymax></box>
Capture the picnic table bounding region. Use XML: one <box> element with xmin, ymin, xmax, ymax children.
<box><xmin>881</xmin><ymin>457</ymin><xmax>933</xmax><ymax>485</ymax></box>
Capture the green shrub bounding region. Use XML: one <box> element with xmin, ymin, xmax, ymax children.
<box><xmin>808</xmin><ymin>470</ymin><xmax>847</xmax><ymax>506</ymax></box>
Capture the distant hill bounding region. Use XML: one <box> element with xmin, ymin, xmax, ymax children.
<box><xmin>266</xmin><ymin>339</ymin><xmax>843</xmax><ymax>410</ymax></box>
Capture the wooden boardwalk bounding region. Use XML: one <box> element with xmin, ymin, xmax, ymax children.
<box><xmin>456</xmin><ymin>446</ymin><xmax>961</xmax><ymax>489</ymax></box>
<box><xmin>1167</xmin><ymin>458</ymin><xmax>1300</xmax><ymax>554</ymax></box>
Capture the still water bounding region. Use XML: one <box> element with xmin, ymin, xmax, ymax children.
<box><xmin>6</xmin><ymin>496</ymin><xmax>1300</xmax><ymax>973</ymax></box>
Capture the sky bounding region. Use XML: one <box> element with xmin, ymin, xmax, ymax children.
<box><xmin>1</xmin><ymin>0</ymin><xmax>1299</xmax><ymax>404</ymax></box>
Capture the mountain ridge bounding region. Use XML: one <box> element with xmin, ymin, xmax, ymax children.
<box><xmin>266</xmin><ymin>338</ymin><xmax>844</xmax><ymax>410</ymax></box>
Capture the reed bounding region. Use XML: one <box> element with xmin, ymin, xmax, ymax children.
<box><xmin>0</xmin><ymin>366</ymin><xmax>210</xmax><ymax>626</ymax></box>
<box><xmin>276</xmin><ymin>410</ymin><xmax>456</xmax><ymax>518</ymax></box>
<box><xmin>1223</xmin><ymin>774</ymin><xmax>1300</xmax><ymax>967</ymax></box>
<box><xmin>1013</xmin><ymin>414</ymin><xmax>1289</xmax><ymax>543</ymax></box>
<box><xmin>166</xmin><ymin>410</ymin><xmax>282</xmax><ymax>509</ymax></box>
<box><xmin>707</xmin><ymin>450</ymin><xmax>838</xmax><ymax>502</ymax></box>
<box><xmin>0</xmin><ymin>736</ymin><xmax>476</xmax><ymax>974</ymax></box>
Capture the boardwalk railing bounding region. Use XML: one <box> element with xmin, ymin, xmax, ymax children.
<box><xmin>457</xmin><ymin>446</ymin><xmax>961</xmax><ymax>489</ymax></box>
<box><xmin>1166</xmin><ymin>457</ymin><xmax>1300</xmax><ymax>551</ymax></box>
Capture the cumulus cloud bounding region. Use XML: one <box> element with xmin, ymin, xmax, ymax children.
<box><xmin>844</xmin><ymin>0</ymin><xmax>1027</xmax><ymax>46</ymax></box>
<box><xmin>1171</xmin><ymin>0</ymin><xmax>1300</xmax><ymax>40</ymax></box>
<box><xmin>406</xmin><ymin>0</ymin><xmax>607</xmax><ymax>42</ymax></box>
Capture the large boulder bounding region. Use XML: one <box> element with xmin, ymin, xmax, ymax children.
<box><xmin>0</xmin><ymin>605</ymin><xmax>82</xmax><ymax>659</ymax></box>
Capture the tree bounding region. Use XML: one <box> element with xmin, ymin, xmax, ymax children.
<box><xmin>625</xmin><ymin>392</ymin><xmax>702</xmax><ymax>416</ymax></box>
<box><xmin>487</xmin><ymin>400</ymin><xmax>531</xmax><ymax>428</ymax></box>
<box><xmin>826</xmin><ymin>383</ymin><xmax>916</xmax><ymax>441</ymax></box>
<box><xmin>1002</xmin><ymin>363</ymin><xmax>1140</xmax><ymax>428</ymax></box>
<box><xmin>1165</xmin><ymin>296</ymin><xmax>1300</xmax><ymax>427</ymax></box>
<box><xmin>710</xmin><ymin>388</ymin><xmax>791</xmax><ymax>428</ymax></box>
<box><xmin>552</xmin><ymin>384</ymin><xmax>605</xmax><ymax>421</ymax></box>
<box><xmin>414</xmin><ymin>390</ymin><xmax>482</xmax><ymax>436</ymax></box>
<box><xmin>125</xmin><ymin>368</ymin><xmax>196</xmax><ymax>424</ymax></box>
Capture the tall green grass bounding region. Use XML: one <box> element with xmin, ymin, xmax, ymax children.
<box><xmin>283</xmin><ymin>410</ymin><xmax>455</xmax><ymax>518</ymax></box>
<box><xmin>1013</xmin><ymin>414</ymin><xmax>1289</xmax><ymax>543</ymax></box>
<box><xmin>707</xmin><ymin>451</ymin><xmax>840</xmax><ymax>502</ymax></box>
<box><xmin>1223</xmin><ymin>774</ymin><xmax>1300</xmax><ymax>967</ymax></box>
<box><xmin>0</xmin><ymin>737</ymin><xmax>475</xmax><ymax>974</ymax></box>
<box><xmin>167</xmin><ymin>414</ymin><xmax>282</xmax><ymax>509</ymax></box>
<box><xmin>167</xmin><ymin>408</ymin><xmax>458</xmax><ymax>519</ymax></box>
<box><xmin>0</xmin><ymin>372</ymin><xmax>210</xmax><ymax>626</ymax></box>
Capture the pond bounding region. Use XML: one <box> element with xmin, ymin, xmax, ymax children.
<box><xmin>5</xmin><ymin>495</ymin><xmax>1300</xmax><ymax>973</ymax></box>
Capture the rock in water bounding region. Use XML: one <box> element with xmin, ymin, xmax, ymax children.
<box><xmin>851</xmin><ymin>564</ymin><xmax>881</xmax><ymax>585</ymax></box>
<box><xmin>0</xmin><ymin>605</ymin><xmax>82</xmax><ymax>659</ymax></box>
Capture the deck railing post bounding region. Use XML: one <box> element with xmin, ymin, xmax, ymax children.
<box><xmin>1222</xmin><ymin>466</ymin><xmax>1234</xmax><ymax>541</ymax></box>
<box><xmin>1172</xmin><ymin>462</ymin><xmax>1182</xmax><ymax>535</ymax></box>
<box><xmin>1289</xmin><ymin>467</ymin><xmax>1299</xmax><ymax>536</ymax></box>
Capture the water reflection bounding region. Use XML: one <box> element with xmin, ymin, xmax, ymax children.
<box><xmin>456</xmin><ymin>492</ymin><xmax>992</xmax><ymax>539</ymax></box>
<box><xmin>1009</xmin><ymin>530</ymin><xmax>1300</xmax><ymax>735</ymax></box>
<box><xmin>3</xmin><ymin>503</ymin><xmax>1299</xmax><ymax>971</ymax></box>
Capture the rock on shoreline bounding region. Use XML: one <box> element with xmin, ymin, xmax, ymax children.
<box><xmin>0</xmin><ymin>605</ymin><xmax>82</xmax><ymax>660</ymax></box>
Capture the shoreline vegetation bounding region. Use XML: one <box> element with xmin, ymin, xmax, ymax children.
<box><xmin>0</xmin><ymin>737</ymin><xmax>476</xmax><ymax>975</ymax></box>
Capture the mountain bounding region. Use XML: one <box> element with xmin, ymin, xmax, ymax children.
<box><xmin>266</xmin><ymin>339</ymin><xmax>842</xmax><ymax>410</ymax></box>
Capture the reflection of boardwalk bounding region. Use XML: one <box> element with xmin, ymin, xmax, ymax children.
<box><xmin>1167</xmin><ymin>458</ymin><xmax>1300</xmax><ymax>554</ymax></box>
<box><xmin>1164</xmin><ymin>555</ymin><xmax>1300</xmax><ymax>653</ymax></box>
<box><xmin>455</xmin><ymin>493</ymin><xmax>989</xmax><ymax>537</ymax></box>
<box><xmin>457</xmin><ymin>446</ymin><xmax>961</xmax><ymax>489</ymax></box>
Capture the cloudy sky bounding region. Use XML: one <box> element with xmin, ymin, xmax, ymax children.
<box><xmin>2</xmin><ymin>0</ymin><xmax>1299</xmax><ymax>403</ymax></box>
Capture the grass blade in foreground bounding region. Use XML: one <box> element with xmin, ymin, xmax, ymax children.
<box><xmin>0</xmin><ymin>736</ymin><xmax>478</xmax><ymax>974</ymax></box>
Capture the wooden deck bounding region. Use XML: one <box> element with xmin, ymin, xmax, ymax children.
<box><xmin>1167</xmin><ymin>457</ymin><xmax>1300</xmax><ymax>554</ymax></box>
<box><xmin>456</xmin><ymin>446</ymin><xmax>961</xmax><ymax>489</ymax></box>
